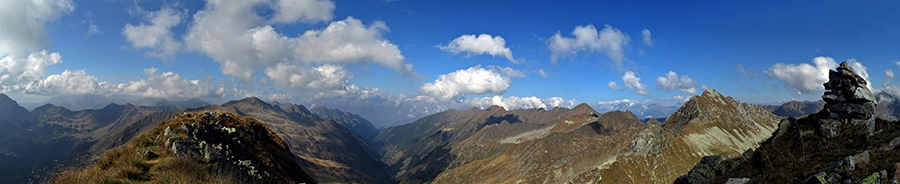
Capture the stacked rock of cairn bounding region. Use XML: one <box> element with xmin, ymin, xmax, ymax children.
<box><xmin>818</xmin><ymin>61</ymin><xmax>877</xmax><ymax>138</ymax></box>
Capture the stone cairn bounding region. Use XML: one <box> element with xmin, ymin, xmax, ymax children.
<box><xmin>818</xmin><ymin>61</ymin><xmax>877</xmax><ymax>138</ymax></box>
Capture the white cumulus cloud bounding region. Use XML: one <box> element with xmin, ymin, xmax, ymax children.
<box><xmin>420</xmin><ymin>65</ymin><xmax>513</xmax><ymax>100</ymax></box>
<box><xmin>0</xmin><ymin>0</ymin><xmax>74</xmax><ymax>58</ymax></box>
<box><xmin>265</xmin><ymin>63</ymin><xmax>350</xmax><ymax>90</ymax></box>
<box><xmin>464</xmin><ymin>95</ymin><xmax>578</xmax><ymax>110</ymax></box>
<box><xmin>656</xmin><ymin>71</ymin><xmax>697</xmax><ymax>94</ymax></box>
<box><xmin>765</xmin><ymin>57</ymin><xmax>871</xmax><ymax>94</ymax></box>
<box><xmin>270</xmin><ymin>0</ymin><xmax>335</xmax><ymax>24</ymax></box>
<box><xmin>0</xmin><ymin>50</ymin><xmax>63</xmax><ymax>91</ymax></box>
<box><xmin>123</xmin><ymin>6</ymin><xmax>186</xmax><ymax>59</ymax></box>
<box><xmin>0</xmin><ymin>0</ymin><xmax>73</xmax><ymax>94</ymax></box>
<box><xmin>641</xmin><ymin>29</ymin><xmax>652</xmax><ymax>46</ymax></box>
<box><xmin>20</xmin><ymin>69</ymin><xmax>108</xmax><ymax>95</ymax></box>
<box><xmin>764</xmin><ymin>56</ymin><xmax>838</xmax><ymax>94</ymax></box>
<box><xmin>608</xmin><ymin>71</ymin><xmax>648</xmax><ymax>95</ymax></box>
<box><xmin>110</xmin><ymin>68</ymin><xmax>234</xmax><ymax>98</ymax></box>
<box><xmin>183</xmin><ymin>0</ymin><xmax>411</xmax><ymax>91</ymax></box>
<box><xmin>547</xmin><ymin>24</ymin><xmax>630</xmax><ymax>65</ymax></box>
<box><xmin>438</xmin><ymin>34</ymin><xmax>518</xmax><ymax>63</ymax></box>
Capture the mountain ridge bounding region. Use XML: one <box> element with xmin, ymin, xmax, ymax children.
<box><xmin>51</xmin><ymin>111</ymin><xmax>317</xmax><ymax>184</ymax></box>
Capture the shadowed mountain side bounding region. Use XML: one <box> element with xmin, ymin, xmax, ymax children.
<box><xmin>0</xmin><ymin>100</ymin><xmax>161</xmax><ymax>183</ymax></box>
<box><xmin>310</xmin><ymin>106</ymin><xmax>380</xmax><ymax>141</ymax></box>
<box><xmin>0</xmin><ymin>94</ymin><xmax>36</xmax><ymax>139</ymax></box>
<box><xmin>374</xmin><ymin>104</ymin><xmax>600</xmax><ymax>183</ymax></box>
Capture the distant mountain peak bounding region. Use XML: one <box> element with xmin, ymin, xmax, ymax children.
<box><xmin>573</xmin><ymin>103</ymin><xmax>594</xmax><ymax>111</ymax></box>
<box><xmin>486</xmin><ymin>105</ymin><xmax>506</xmax><ymax>111</ymax></box>
<box><xmin>223</xmin><ymin>97</ymin><xmax>271</xmax><ymax>108</ymax></box>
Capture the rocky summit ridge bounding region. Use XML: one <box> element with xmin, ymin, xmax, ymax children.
<box><xmin>674</xmin><ymin>61</ymin><xmax>900</xmax><ymax>184</ymax></box>
<box><xmin>51</xmin><ymin>111</ymin><xmax>316</xmax><ymax>184</ymax></box>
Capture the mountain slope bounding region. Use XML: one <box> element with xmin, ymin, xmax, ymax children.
<box><xmin>311</xmin><ymin>106</ymin><xmax>379</xmax><ymax>140</ymax></box>
<box><xmin>582</xmin><ymin>89</ymin><xmax>781</xmax><ymax>184</ymax></box>
<box><xmin>51</xmin><ymin>111</ymin><xmax>316</xmax><ymax>184</ymax></box>
<box><xmin>0</xmin><ymin>95</ymin><xmax>391</xmax><ymax>184</ymax></box>
<box><xmin>0</xmin><ymin>94</ymin><xmax>36</xmax><ymax>139</ymax></box>
<box><xmin>194</xmin><ymin>97</ymin><xmax>391</xmax><ymax>184</ymax></box>
<box><xmin>374</xmin><ymin>104</ymin><xmax>600</xmax><ymax>183</ymax></box>
<box><xmin>0</xmin><ymin>101</ymin><xmax>160</xmax><ymax>183</ymax></box>
<box><xmin>431</xmin><ymin>110</ymin><xmax>645</xmax><ymax>183</ymax></box>
<box><xmin>419</xmin><ymin>89</ymin><xmax>780</xmax><ymax>184</ymax></box>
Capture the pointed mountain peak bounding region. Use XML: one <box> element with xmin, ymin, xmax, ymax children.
<box><xmin>701</xmin><ymin>88</ymin><xmax>723</xmax><ymax>99</ymax></box>
<box><xmin>486</xmin><ymin>105</ymin><xmax>506</xmax><ymax>112</ymax></box>
<box><xmin>573</xmin><ymin>103</ymin><xmax>594</xmax><ymax>111</ymax></box>
<box><xmin>223</xmin><ymin>96</ymin><xmax>270</xmax><ymax>107</ymax></box>
<box><xmin>32</xmin><ymin>103</ymin><xmax>68</xmax><ymax>113</ymax></box>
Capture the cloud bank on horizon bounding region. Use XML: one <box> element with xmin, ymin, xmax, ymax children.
<box><xmin>0</xmin><ymin>0</ymin><xmax>897</xmax><ymax>112</ymax></box>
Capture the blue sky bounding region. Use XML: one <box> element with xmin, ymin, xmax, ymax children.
<box><xmin>2</xmin><ymin>0</ymin><xmax>899</xmax><ymax>110</ymax></box>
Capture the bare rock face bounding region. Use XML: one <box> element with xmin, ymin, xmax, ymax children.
<box><xmin>819</xmin><ymin>61</ymin><xmax>877</xmax><ymax>138</ymax></box>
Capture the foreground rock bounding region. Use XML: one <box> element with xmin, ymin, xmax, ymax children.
<box><xmin>675</xmin><ymin>61</ymin><xmax>900</xmax><ymax>184</ymax></box>
<box><xmin>819</xmin><ymin>61</ymin><xmax>877</xmax><ymax>138</ymax></box>
<box><xmin>50</xmin><ymin>111</ymin><xmax>316</xmax><ymax>184</ymax></box>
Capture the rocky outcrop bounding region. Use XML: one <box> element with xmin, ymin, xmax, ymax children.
<box><xmin>819</xmin><ymin>61</ymin><xmax>877</xmax><ymax>138</ymax></box>
<box><xmin>162</xmin><ymin>111</ymin><xmax>315</xmax><ymax>183</ymax></box>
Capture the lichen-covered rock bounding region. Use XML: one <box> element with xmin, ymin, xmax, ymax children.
<box><xmin>861</xmin><ymin>171</ymin><xmax>883</xmax><ymax>184</ymax></box>
<box><xmin>803</xmin><ymin>172</ymin><xmax>837</xmax><ymax>184</ymax></box>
